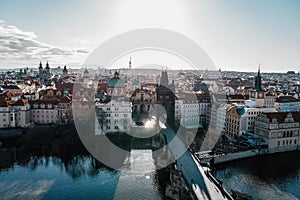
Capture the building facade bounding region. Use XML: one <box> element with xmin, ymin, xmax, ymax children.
<box><xmin>255</xmin><ymin>112</ymin><xmax>300</xmax><ymax>153</ymax></box>
<box><xmin>0</xmin><ymin>96</ymin><xmax>31</xmax><ymax>128</ymax></box>
<box><xmin>275</xmin><ymin>96</ymin><xmax>300</xmax><ymax>112</ymax></box>
<box><xmin>226</xmin><ymin>105</ymin><xmax>277</xmax><ymax>137</ymax></box>
<box><xmin>30</xmin><ymin>100</ymin><xmax>59</xmax><ymax>124</ymax></box>
<box><xmin>95</xmin><ymin>100</ymin><xmax>132</xmax><ymax>134</ymax></box>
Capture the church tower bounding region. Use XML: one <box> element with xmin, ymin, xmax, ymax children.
<box><xmin>38</xmin><ymin>61</ymin><xmax>43</xmax><ymax>77</ymax></box>
<box><xmin>250</xmin><ymin>65</ymin><xmax>265</xmax><ymax>107</ymax></box>
<box><xmin>160</xmin><ymin>69</ymin><xmax>169</xmax><ymax>87</ymax></box>
<box><xmin>45</xmin><ymin>61</ymin><xmax>50</xmax><ymax>80</ymax></box>
<box><xmin>129</xmin><ymin>57</ymin><xmax>132</xmax><ymax>69</ymax></box>
<box><xmin>62</xmin><ymin>66</ymin><xmax>68</xmax><ymax>77</ymax></box>
<box><xmin>254</xmin><ymin>65</ymin><xmax>262</xmax><ymax>91</ymax></box>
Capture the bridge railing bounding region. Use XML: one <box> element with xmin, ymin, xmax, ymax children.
<box><xmin>189</xmin><ymin>148</ymin><xmax>233</xmax><ymax>200</ymax></box>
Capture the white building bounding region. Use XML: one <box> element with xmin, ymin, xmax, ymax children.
<box><xmin>95</xmin><ymin>99</ymin><xmax>132</xmax><ymax>134</ymax></box>
<box><xmin>255</xmin><ymin>112</ymin><xmax>300</xmax><ymax>153</ymax></box>
<box><xmin>13</xmin><ymin>99</ymin><xmax>31</xmax><ymax>128</ymax></box>
<box><xmin>275</xmin><ymin>96</ymin><xmax>300</xmax><ymax>112</ymax></box>
<box><xmin>0</xmin><ymin>97</ymin><xmax>31</xmax><ymax>128</ymax></box>
<box><xmin>175</xmin><ymin>98</ymin><xmax>200</xmax><ymax>129</ymax></box>
<box><xmin>30</xmin><ymin>100</ymin><xmax>59</xmax><ymax>124</ymax></box>
<box><xmin>264</xmin><ymin>93</ymin><xmax>276</xmax><ymax>108</ymax></box>
<box><xmin>0</xmin><ymin>98</ymin><xmax>9</xmax><ymax>128</ymax></box>
<box><xmin>175</xmin><ymin>92</ymin><xmax>211</xmax><ymax>129</ymax></box>
<box><xmin>216</xmin><ymin>104</ymin><xmax>233</xmax><ymax>134</ymax></box>
<box><xmin>226</xmin><ymin>105</ymin><xmax>277</xmax><ymax>137</ymax></box>
<box><xmin>240</xmin><ymin>107</ymin><xmax>277</xmax><ymax>134</ymax></box>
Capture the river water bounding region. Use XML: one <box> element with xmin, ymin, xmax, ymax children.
<box><xmin>215</xmin><ymin>151</ymin><xmax>300</xmax><ymax>200</ymax></box>
<box><xmin>0</xmin><ymin>149</ymin><xmax>164</xmax><ymax>200</ymax></box>
<box><xmin>0</xmin><ymin>128</ymin><xmax>167</xmax><ymax>200</ymax></box>
<box><xmin>1</xmin><ymin>129</ymin><xmax>300</xmax><ymax>199</ymax></box>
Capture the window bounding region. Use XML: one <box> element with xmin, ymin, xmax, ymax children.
<box><xmin>114</xmin><ymin>126</ymin><xmax>118</xmax><ymax>130</ymax></box>
<box><xmin>278</xmin><ymin>141</ymin><xmax>280</xmax><ymax>146</ymax></box>
<box><xmin>294</xmin><ymin>139</ymin><xmax>297</xmax><ymax>144</ymax></box>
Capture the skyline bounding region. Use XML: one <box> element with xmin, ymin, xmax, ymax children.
<box><xmin>0</xmin><ymin>0</ymin><xmax>299</xmax><ymax>72</ymax></box>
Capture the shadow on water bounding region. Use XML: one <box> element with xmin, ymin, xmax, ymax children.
<box><xmin>0</xmin><ymin>124</ymin><xmax>169</xmax><ymax>199</ymax></box>
<box><xmin>0</xmin><ymin>124</ymin><xmax>115</xmax><ymax>177</ymax></box>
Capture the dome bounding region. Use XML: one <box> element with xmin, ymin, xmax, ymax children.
<box><xmin>107</xmin><ymin>77</ymin><xmax>125</xmax><ymax>88</ymax></box>
<box><xmin>236</xmin><ymin>106</ymin><xmax>245</xmax><ymax>115</ymax></box>
<box><xmin>84</xmin><ymin>68</ymin><xmax>89</xmax><ymax>74</ymax></box>
<box><xmin>132</xmin><ymin>79</ymin><xmax>139</xmax><ymax>86</ymax></box>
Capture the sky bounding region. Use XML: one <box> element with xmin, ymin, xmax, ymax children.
<box><xmin>0</xmin><ymin>0</ymin><xmax>299</xmax><ymax>72</ymax></box>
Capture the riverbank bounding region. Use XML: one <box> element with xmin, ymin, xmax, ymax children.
<box><xmin>202</xmin><ymin>147</ymin><xmax>300</xmax><ymax>165</ymax></box>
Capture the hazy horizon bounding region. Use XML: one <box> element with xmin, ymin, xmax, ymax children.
<box><xmin>0</xmin><ymin>0</ymin><xmax>299</xmax><ymax>72</ymax></box>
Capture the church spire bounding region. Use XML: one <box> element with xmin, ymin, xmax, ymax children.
<box><xmin>254</xmin><ymin>64</ymin><xmax>262</xmax><ymax>91</ymax></box>
<box><xmin>39</xmin><ymin>61</ymin><xmax>43</xmax><ymax>69</ymax></box>
<box><xmin>129</xmin><ymin>57</ymin><xmax>132</xmax><ymax>69</ymax></box>
<box><xmin>45</xmin><ymin>61</ymin><xmax>50</xmax><ymax>69</ymax></box>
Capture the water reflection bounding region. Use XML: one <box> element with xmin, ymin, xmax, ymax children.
<box><xmin>215</xmin><ymin>151</ymin><xmax>300</xmax><ymax>200</ymax></box>
<box><xmin>0</xmin><ymin>129</ymin><xmax>167</xmax><ymax>200</ymax></box>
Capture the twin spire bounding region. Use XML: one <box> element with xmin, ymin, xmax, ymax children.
<box><xmin>39</xmin><ymin>61</ymin><xmax>49</xmax><ymax>69</ymax></box>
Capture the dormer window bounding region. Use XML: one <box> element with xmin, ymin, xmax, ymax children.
<box><xmin>272</xmin><ymin>118</ymin><xmax>277</xmax><ymax>124</ymax></box>
<box><xmin>48</xmin><ymin>104</ymin><xmax>52</xmax><ymax>109</ymax></box>
<box><xmin>34</xmin><ymin>104</ymin><xmax>38</xmax><ymax>109</ymax></box>
<box><xmin>41</xmin><ymin>104</ymin><xmax>45</xmax><ymax>109</ymax></box>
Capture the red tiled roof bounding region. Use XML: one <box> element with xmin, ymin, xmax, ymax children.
<box><xmin>13</xmin><ymin>98</ymin><xmax>28</xmax><ymax>106</ymax></box>
<box><xmin>0</xmin><ymin>97</ymin><xmax>8</xmax><ymax>107</ymax></box>
<box><xmin>29</xmin><ymin>99</ymin><xmax>58</xmax><ymax>106</ymax></box>
<box><xmin>55</xmin><ymin>82</ymin><xmax>74</xmax><ymax>92</ymax></box>
<box><xmin>0</xmin><ymin>85</ymin><xmax>21</xmax><ymax>90</ymax></box>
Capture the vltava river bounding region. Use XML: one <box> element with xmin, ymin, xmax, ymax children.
<box><xmin>0</xmin><ymin>149</ymin><xmax>164</xmax><ymax>200</ymax></box>
<box><xmin>215</xmin><ymin>151</ymin><xmax>300</xmax><ymax>200</ymax></box>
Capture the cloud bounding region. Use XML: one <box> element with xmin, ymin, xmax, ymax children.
<box><xmin>76</xmin><ymin>49</ymin><xmax>90</xmax><ymax>54</ymax></box>
<box><xmin>0</xmin><ymin>20</ymin><xmax>89</xmax><ymax>66</ymax></box>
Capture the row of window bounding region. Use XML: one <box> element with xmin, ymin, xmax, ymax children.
<box><xmin>33</xmin><ymin>104</ymin><xmax>53</xmax><ymax>109</ymax></box>
<box><xmin>35</xmin><ymin>119</ymin><xmax>57</xmax><ymax>124</ymax></box>
<box><xmin>105</xmin><ymin>126</ymin><xmax>119</xmax><ymax>130</ymax></box>
<box><xmin>247</xmin><ymin>111</ymin><xmax>261</xmax><ymax>115</ymax></box>
<box><xmin>33</xmin><ymin>110</ymin><xmax>55</xmax><ymax>113</ymax></box>
<box><xmin>102</xmin><ymin>113</ymin><xmax>129</xmax><ymax>117</ymax></box>
<box><xmin>278</xmin><ymin>139</ymin><xmax>297</xmax><ymax>146</ymax></box>
<box><xmin>33</xmin><ymin>115</ymin><xmax>58</xmax><ymax>118</ymax></box>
